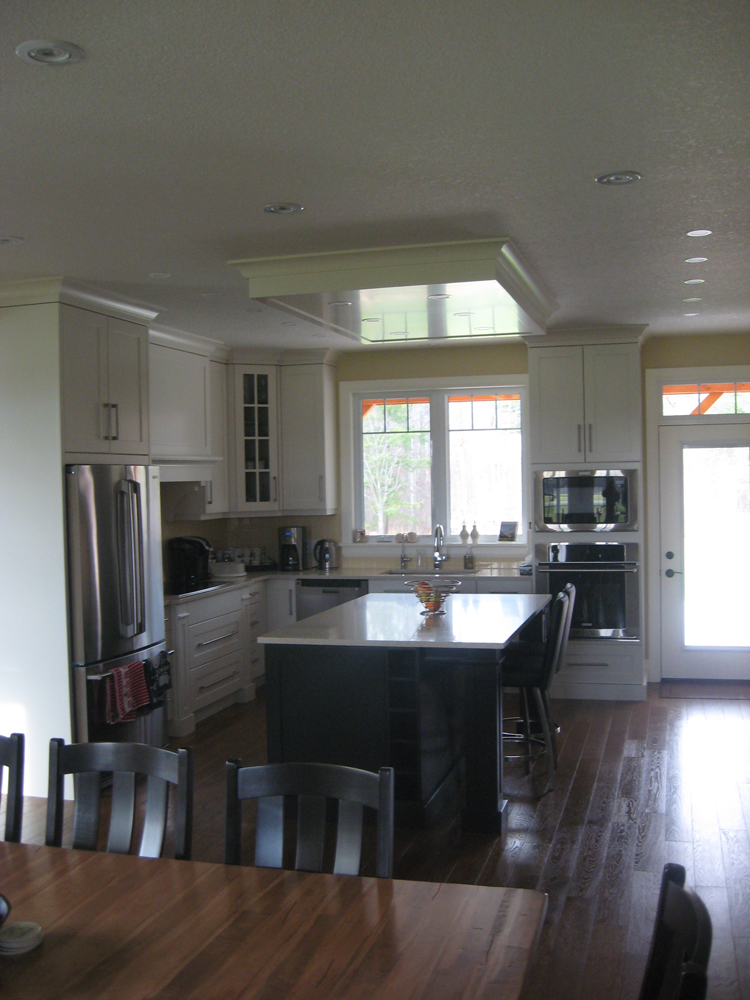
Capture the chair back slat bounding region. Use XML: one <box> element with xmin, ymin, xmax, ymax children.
<box><xmin>333</xmin><ymin>800</ymin><xmax>364</xmax><ymax>876</ymax></box>
<box><xmin>295</xmin><ymin>795</ymin><xmax>327</xmax><ymax>872</ymax></box>
<box><xmin>139</xmin><ymin>775</ymin><xmax>169</xmax><ymax>858</ymax></box>
<box><xmin>72</xmin><ymin>772</ymin><xmax>102</xmax><ymax>851</ymax></box>
<box><xmin>255</xmin><ymin>796</ymin><xmax>285</xmax><ymax>869</ymax></box>
<box><xmin>556</xmin><ymin>583</ymin><xmax>576</xmax><ymax>673</ymax></box>
<box><xmin>107</xmin><ymin>772</ymin><xmax>136</xmax><ymax>853</ymax></box>
<box><xmin>0</xmin><ymin>733</ymin><xmax>24</xmax><ymax>843</ymax></box>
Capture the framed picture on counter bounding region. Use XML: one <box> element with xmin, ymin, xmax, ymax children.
<box><xmin>498</xmin><ymin>521</ymin><xmax>518</xmax><ymax>542</ymax></box>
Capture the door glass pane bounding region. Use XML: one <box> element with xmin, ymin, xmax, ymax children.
<box><xmin>243</xmin><ymin>374</ymin><xmax>255</xmax><ymax>405</ymax></box>
<box><xmin>683</xmin><ymin>446</ymin><xmax>750</xmax><ymax>646</ymax></box>
<box><xmin>257</xmin><ymin>375</ymin><xmax>268</xmax><ymax>405</ymax></box>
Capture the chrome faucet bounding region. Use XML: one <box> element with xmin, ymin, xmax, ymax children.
<box><xmin>433</xmin><ymin>524</ymin><xmax>448</xmax><ymax>569</ymax></box>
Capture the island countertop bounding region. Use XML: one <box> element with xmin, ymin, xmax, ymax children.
<box><xmin>258</xmin><ymin>592</ymin><xmax>550</xmax><ymax>649</ymax></box>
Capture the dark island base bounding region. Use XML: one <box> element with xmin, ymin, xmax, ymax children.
<box><xmin>265</xmin><ymin>643</ymin><xmax>508</xmax><ymax>833</ymax></box>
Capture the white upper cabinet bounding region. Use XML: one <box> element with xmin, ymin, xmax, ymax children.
<box><xmin>149</xmin><ymin>344</ymin><xmax>210</xmax><ymax>459</ymax></box>
<box><xmin>529</xmin><ymin>340</ymin><xmax>641</xmax><ymax>465</ymax></box>
<box><xmin>206</xmin><ymin>360</ymin><xmax>228</xmax><ymax>513</ymax></box>
<box><xmin>61</xmin><ymin>304</ymin><xmax>148</xmax><ymax>459</ymax></box>
<box><xmin>280</xmin><ymin>363</ymin><xmax>338</xmax><ymax>514</ymax></box>
<box><xmin>231</xmin><ymin>365</ymin><xmax>280</xmax><ymax>512</ymax></box>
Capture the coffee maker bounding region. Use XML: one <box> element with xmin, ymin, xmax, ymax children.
<box><xmin>278</xmin><ymin>526</ymin><xmax>307</xmax><ymax>571</ymax></box>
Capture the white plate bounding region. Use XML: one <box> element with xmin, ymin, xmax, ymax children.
<box><xmin>0</xmin><ymin>922</ymin><xmax>44</xmax><ymax>954</ymax></box>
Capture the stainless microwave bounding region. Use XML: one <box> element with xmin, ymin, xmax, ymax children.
<box><xmin>534</xmin><ymin>469</ymin><xmax>638</xmax><ymax>532</ymax></box>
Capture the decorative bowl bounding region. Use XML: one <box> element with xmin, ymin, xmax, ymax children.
<box><xmin>406</xmin><ymin>578</ymin><xmax>462</xmax><ymax>615</ymax></box>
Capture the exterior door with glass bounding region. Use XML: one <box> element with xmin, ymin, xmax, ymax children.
<box><xmin>659</xmin><ymin>423</ymin><xmax>750</xmax><ymax>679</ymax></box>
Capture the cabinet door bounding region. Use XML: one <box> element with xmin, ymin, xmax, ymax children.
<box><xmin>582</xmin><ymin>342</ymin><xmax>641</xmax><ymax>463</ymax></box>
<box><xmin>206</xmin><ymin>361</ymin><xmax>228</xmax><ymax>513</ymax></box>
<box><xmin>149</xmin><ymin>344</ymin><xmax>209</xmax><ymax>459</ymax></box>
<box><xmin>233</xmin><ymin>366</ymin><xmax>280</xmax><ymax>512</ymax></box>
<box><xmin>61</xmin><ymin>305</ymin><xmax>109</xmax><ymax>454</ymax></box>
<box><xmin>280</xmin><ymin>364</ymin><xmax>337</xmax><ymax>513</ymax></box>
<box><xmin>528</xmin><ymin>346</ymin><xmax>585</xmax><ymax>465</ymax></box>
<box><xmin>107</xmin><ymin>317</ymin><xmax>149</xmax><ymax>456</ymax></box>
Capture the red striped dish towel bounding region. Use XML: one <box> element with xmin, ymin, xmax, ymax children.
<box><xmin>105</xmin><ymin>661</ymin><xmax>150</xmax><ymax>723</ymax></box>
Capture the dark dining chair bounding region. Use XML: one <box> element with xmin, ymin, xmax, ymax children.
<box><xmin>225</xmin><ymin>761</ymin><xmax>394</xmax><ymax>878</ymax></box>
<box><xmin>638</xmin><ymin>862</ymin><xmax>712</xmax><ymax>1000</ymax></box>
<box><xmin>45</xmin><ymin>740</ymin><xmax>193</xmax><ymax>860</ymax></box>
<box><xmin>0</xmin><ymin>733</ymin><xmax>24</xmax><ymax>842</ymax></box>
<box><xmin>501</xmin><ymin>589</ymin><xmax>570</xmax><ymax>793</ymax></box>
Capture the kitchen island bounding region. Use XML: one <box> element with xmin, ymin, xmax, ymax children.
<box><xmin>260</xmin><ymin>592</ymin><xmax>549</xmax><ymax>833</ymax></box>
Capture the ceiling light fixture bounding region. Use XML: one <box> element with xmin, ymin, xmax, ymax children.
<box><xmin>330</xmin><ymin>300</ymin><xmax>352</xmax><ymax>307</ymax></box>
<box><xmin>0</xmin><ymin>235</ymin><xmax>24</xmax><ymax>246</ymax></box>
<box><xmin>454</xmin><ymin>311</ymin><xmax>475</xmax><ymax>317</ymax></box>
<box><xmin>362</xmin><ymin>317</ymin><xmax>381</xmax><ymax>323</ymax></box>
<box><xmin>428</xmin><ymin>293</ymin><xmax>451</xmax><ymax>300</ymax></box>
<box><xmin>15</xmin><ymin>39</ymin><xmax>84</xmax><ymax>65</ymax></box>
<box><xmin>686</xmin><ymin>229</ymin><xmax>712</xmax><ymax>237</ymax></box>
<box><xmin>263</xmin><ymin>203</ymin><xmax>303</xmax><ymax>215</ymax></box>
<box><xmin>683</xmin><ymin>312</ymin><xmax>700</xmax><ymax>317</ymax></box>
<box><xmin>683</xmin><ymin>297</ymin><xmax>702</xmax><ymax>302</ymax></box>
<box><xmin>149</xmin><ymin>272</ymin><xmax>171</xmax><ymax>279</ymax></box>
<box><xmin>595</xmin><ymin>170</ymin><xmax>642</xmax><ymax>185</ymax></box>
<box><xmin>684</xmin><ymin>278</ymin><xmax>705</xmax><ymax>284</ymax></box>
<box><xmin>685</xmin><ymin>257</ymin><xmax>708</xmax><ymax>264</ymax></box>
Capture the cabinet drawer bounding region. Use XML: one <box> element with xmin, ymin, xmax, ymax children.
<box><xmin>558</xmin><ymin>643</ymin><xmax>642</xmax><ymax>685</ymax></box>
<box><xmin>187</xmin><ymin>611</ymin><xmax>241</xmax><ymax>666</ymax></box>
<box><xmin>179</xmin><ymin>589</ymin><xmax>241</xmax><ymax>624</ymax></box>
<box><xmin>190</xmin><ymin>651</ymin><xmax>243</xmax><ymax>709</ymax></box>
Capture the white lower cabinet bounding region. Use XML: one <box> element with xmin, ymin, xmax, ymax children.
<box><xmin>240</xmin><ymin>581</ymin><xmax>267</xmax><ymax>685</ymax></box>
<box><xmin>167</xmin><ymin>586</ymin><xmax>260</xmax><ymax>737</ymax></box>
<box><xmin>475</xmin><ymin>577</ymin><xmax>533</xmax><ymax>594</ymax></box>
<box><xmin>550</xmin><ymin>640</ymin><xmax>645</xmax><ymax>700</ymax></box>
<box><xmin>265</xmin><ymin>577</ymin><xmax>296</xmax><ymax>629</ymax></box>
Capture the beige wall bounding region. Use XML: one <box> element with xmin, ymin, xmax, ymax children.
<box><xmin>0</xmin><ymin>302</ymin><xmax>72</xmax><ymax>796</ymax></box>
<box><xmin>642</xmin><ymin>331</ymin><xmax>750</xmax><ymax>369</ymax></box>
<box><xmin>336</xmin><ymin>340</ymin><xmax>528</xmax><ymax>382</ymax></box>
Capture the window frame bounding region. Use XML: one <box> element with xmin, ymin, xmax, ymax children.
<box><xmin>339</xmin><ymin>374</ymin><xmax>530</xmax><ymax>557</ymax></box>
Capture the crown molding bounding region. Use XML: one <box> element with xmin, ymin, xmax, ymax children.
<box><xmin>0</xmin><ymin>277</ymin><xmax>64</xmax><ymax>307</ymax></box>
<box><xmin>524</xmin><ymin>324</ymin><xmax>648</xmax><ymax>348</ymax></box>
<box><xmin>149</xmin><ymin>325</ymin><xmax>230</xmax><ymax>360</ymax></box>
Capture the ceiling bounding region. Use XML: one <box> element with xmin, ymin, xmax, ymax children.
<box><xmin>1</xmin><ymin>1</ymin><xmax>748</xmax><ymax>351</ymax></box>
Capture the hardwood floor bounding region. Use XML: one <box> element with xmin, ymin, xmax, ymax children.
<box><xmin>14</xmin><ymin>685</ymin><xmax>750</xmax><ymax>1000</ymax></box>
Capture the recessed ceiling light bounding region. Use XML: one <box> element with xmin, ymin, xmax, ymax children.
<box><xmin>330</xmin><ymin>300</ymin><xmax>352</xmax><ymax>307</ymax></box>
<box><xmin>683</xmin><ymin>297</ymin><xmax>702</xmax><ymax>302</ymax></box>
<box><xmin>686</xmin><ymin>229</ymin><xmax>712</xmax><ymax>237</ymax></box>
<box><xmin>595</xmin><ymin>170</ymin><xmax>642</xmax><ymax>186</ymax></box>
<box><xmin>263</xmin><ymin>202</ymin><xmax>304</xmax><ymax>214</ymax></box>
<box><xmin>15</xmin><ymin>39</ymin><xmax>84</xmax><ymax>65</ymax></box>
<box><xmin>281</xmin><ymin>320</ymin><xmax>297</xmax><ymax>327</ymax></box>
<box><xmin>685</xmin><ymin>257</ymin><xmax>708</xmax><ymax>264</ymax></box>
<box><xmin>428</xmin><ymin>293</ymin><xmax>451</xmax><ymax>300</ymax></box>
<box><xmin>684</xmin><ymin>278</ymin><xmax>705</xmax><ymax>284</ymax></box>
<box><xmin>683</xmin><ymin>312</ymin><xmax>700</xmax><ymax>317</ymax></box>
<box><xmin>0</xmin><ymin>235</ymin><xmax>24</xmax><ymax>246</ymax></box>
<box><xmin>149</xmin><ymin>272</ymin><xmax>171</xmax><ymax>279</ymax></box>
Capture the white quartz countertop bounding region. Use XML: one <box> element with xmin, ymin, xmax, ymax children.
<box><xmin>258</xmin><ymin>592</ymin><xmax>550</xmax><ymax>649</ymax></box>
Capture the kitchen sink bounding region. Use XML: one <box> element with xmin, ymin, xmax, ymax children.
<box><xmin>381</xmin><ymin>568</ymin><xmax>479</xmax><ymax>576</ymax></box>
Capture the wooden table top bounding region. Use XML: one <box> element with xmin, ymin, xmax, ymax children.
<box><xmin>0</xmin><ymin>843</ymin><xmax>547</xmax><ymax>1000</ymax></box>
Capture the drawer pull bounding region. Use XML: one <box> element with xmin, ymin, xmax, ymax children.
<box><xmin>250</xmin><ymin>619</ymin><xmax>260</xmax><ymax>627</ymax></box>
<box><xmin>197</xmin><ymin>631</ymin><xmax>237</xmax><ymax>648</ymax></box>
<box><xmin>198</xmin><ymin>674</ymin><xmax>237</xmax><ymax>692</ymax></box>
<box><xmin>177</xmin><ymin>612</ymin><xmax>191</xmax><ymax>619</ymax></box>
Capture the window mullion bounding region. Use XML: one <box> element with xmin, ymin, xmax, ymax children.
<box><xmin>430</xmin><ymin>392</ymin><xmax>448</xmax><ymax>535</ymax></box>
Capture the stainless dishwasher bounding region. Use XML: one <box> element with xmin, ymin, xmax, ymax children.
<box><xmin>295</xmin><ymin>579</ymin><xmax>368</xmax><ymax>621</ymax></box>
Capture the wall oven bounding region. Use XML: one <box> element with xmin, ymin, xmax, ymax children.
<box><xmin>536</xmin><ymin>542</ymin><xmax>640</xmax><ymax>640</ymax></box>
<box><xmin>534</xmin><ymin>469</ymin><xmax>638</xmax><ymax>532</ymax></box>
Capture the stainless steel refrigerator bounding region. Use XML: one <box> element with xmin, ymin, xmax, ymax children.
<box><xmin>66</xmin><ymin>464</ymin><xmax>168</xmax><ymax>745</ymax></box>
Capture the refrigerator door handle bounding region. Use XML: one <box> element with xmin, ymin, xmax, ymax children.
<box><xmin>116</xmin><ymin>479</ymin><xmax>146</xmax><ymax>638</ymax></box>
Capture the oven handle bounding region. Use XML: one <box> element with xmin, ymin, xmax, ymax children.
<box><xmin>538</xmin><ymin>565</ymin><xmax>638</xmax><ymax>573</ymax></box>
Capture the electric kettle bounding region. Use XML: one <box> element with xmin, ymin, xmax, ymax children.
<box><xmin>313</xmin><ymin>539</ymin><xmax>339</xmax><ymax>570</ymax></box>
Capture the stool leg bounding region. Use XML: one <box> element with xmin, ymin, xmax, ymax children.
<box><xmin>533</xmin><ymin>687</ymin><xmax>555</xmax><ymax>794</ymax></box>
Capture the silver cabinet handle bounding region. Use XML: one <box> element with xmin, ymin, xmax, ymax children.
<box><xmin>177</xmin><ymin>612</ymin><xmax>191</xmax><ymax>619</ymax></box>
<box><xmin>273</xmin><ymin>476</ymin><xmax>277</xmax><ymax>502</ymax></box>
<box><xmin>288</xmin><ymin>589</ymin><xmax>293</xmax><ymax>616</ymax></box>
<box><xmin>319</xmin><ymin>475</ymin><xmax>324</xmax><ymax>502</ymax></box>
<box><xmin>206</xmin><ymin>479</ymin><xmax>213</xmax><ymax>505</ymax></box>
<box><xmin>197</xmin><ymin>630</ymin><xmax>237</xmax><ymax>647</ymax></box>
<box><xmin>111</xmin><ymin>403</ymin><xmax>120</xmax><ymax>441</ymax></box>
<box><xmin>102</xmin><ymin>403</ymin><xmax>111</xmax><ymax>440</ymax></box>
<box><xmin>588</xmin><ymin>423</ymin><xmax>593</xmax><ymax>454</ymax></box>
<box><xmin>577</xmin><ymin>424</ymin><xmax>582</xmax><ymax>453</ymax></box>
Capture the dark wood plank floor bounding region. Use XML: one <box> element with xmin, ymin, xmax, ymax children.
<box><xmin>15</xmin><ymin>685</ymin><xmax>750</xmax><ymax>1000</ymax></box>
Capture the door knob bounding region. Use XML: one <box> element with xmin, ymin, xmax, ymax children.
<box><xmin>665</xmin><ymin>568</ymin><xmax>683</xmax><ymax>578</ymax></box>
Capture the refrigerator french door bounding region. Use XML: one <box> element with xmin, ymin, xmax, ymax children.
<box><xmin>66</xmin><ymin>465</ymin><xmax>167</xmax><ymax>745</ymax></box>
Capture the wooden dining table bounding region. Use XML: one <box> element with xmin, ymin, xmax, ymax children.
<box><xmin>0</xmin><ymin>842</ymin><xmax>547</xmax><ymax>1000</ymax></box>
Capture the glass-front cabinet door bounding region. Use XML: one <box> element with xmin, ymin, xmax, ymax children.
<box><xmin>233</xmin><ymin>365</ymin><xmax>280</xmax><ymax>512</ymax></box>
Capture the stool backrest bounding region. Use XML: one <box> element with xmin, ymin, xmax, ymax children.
<box><xmin>0</xmin><ymin>733</ymin><xmax>24</xmax><ymax>842</ymax></box>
